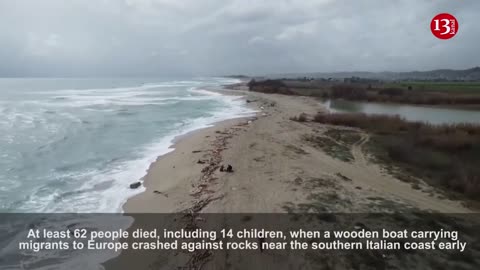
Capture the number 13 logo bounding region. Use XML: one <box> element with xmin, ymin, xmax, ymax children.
<box><xmin>431</xmin><ymin>13</ymin><xmax>458</xmax><ymax>40</ymax></box>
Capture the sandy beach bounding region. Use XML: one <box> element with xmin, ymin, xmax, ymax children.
<box><xmin>105</xmin><ymin>85</ymin><xmax>476</xmax><ymax>270</ymax></box>
<box><xmin>122</xmin><ymin>86</ymin><xmax>471</xmax><ymax>214</ymax></box>
<box><xmin>4</xmin><ymin>2</ymin><xmax>480</xmax><ymax>269</ymax></box>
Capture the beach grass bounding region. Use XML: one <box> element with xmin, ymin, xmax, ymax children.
<box><xmin>313</xmin><ymin>113</ymin><xmax>480</xmax><ymax>200</ymax></box>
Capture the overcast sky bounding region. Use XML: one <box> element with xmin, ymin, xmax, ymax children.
<box><xmin>0</xmin><ymin>0</ymin><xmax>479</xmax><ymax>77</ymax></box>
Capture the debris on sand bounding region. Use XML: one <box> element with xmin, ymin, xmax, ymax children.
<box><xmin>182</xmin><ymin>122</ymin><xmax>246</xmax><ymax>270</ymax></box>
<box><xmin>336</xmin><ymin>172</ymin><xmax>352</xmax><ymax>182</ymax></box>
<box><xmin>187</xmin><ymin>250</ymin><xmax>212</xmax><ymax>270</ymax></box>
<box><xmin>179</xmin><ymin>118</ymin><xmax>254</xmax><ymax>270</ymax></box>
<box><xmin>354</xmin><ymin>222</ymin><xmax>368</xmax><ymax>230</ymax></box>
<box><xmin>153</xmin><ymin>190</ymin><xmax>168</xmax><ymax>197</ymax></box>
<box><xmin>259</xmin><ymin>237</ymin><xmax>266</xmax><ymax>252</ymax></box>
<box><xmin>294</xmin><ymin>177</ymin><xmax>303</xmax><ymax>185</ymax></box>
<box><xmin>184</xmin><ymin>195</ymin><xmax>225</xmax><ymax>213</ymax></box>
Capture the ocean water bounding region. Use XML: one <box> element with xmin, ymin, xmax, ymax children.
<box><xmin>0</xmin><ymin>77</ymin><xmax>254</xmax><ymax>213</ymax></box>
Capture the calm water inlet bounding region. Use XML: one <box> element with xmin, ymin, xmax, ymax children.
<box><xmin>322</xmin><ymin>99</ymin><xmax>480</xmax><ymax>125</ymax></box>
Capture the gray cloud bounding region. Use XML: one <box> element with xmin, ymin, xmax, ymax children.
<box><xmin>0</xmin><ymin>0</ymin><xmax>478</xmax><ymax>77</ymax></box>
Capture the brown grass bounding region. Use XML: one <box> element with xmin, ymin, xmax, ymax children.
<box><xmin>248</xmin><ymin>79</ymin><xmax>296</xmax><ymax>95</ymax></box>
<box><xmin>303</xmin><ymin>134</ymin><xmax>354</xmax><ymax>162</ymax></box>
<box><xmin>329</xmin><ymin>84</ymin><xmax>480</xmax><ymax>105</ymax></box>
<box><xmin>313</xmin><ymin>113</ymin><xmax>480</xmax><ymax>199</ymax></box>
<box><xmin>290</xmin><ymin>113</ymin><xmax>308</xmax><ymax>122</ymax></box>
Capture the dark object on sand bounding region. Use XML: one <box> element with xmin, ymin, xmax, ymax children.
<box><xmin>354</xmin><ymin>222</ymin><xmax>368</xmax><ymax>230</ymax></box>
<box><xmin>259</xmin><ymin>237</ymin><xmax>265</xmax><ymax>252</ymax></box>
<box><xmin>336</xmin><ymin>172</ymin><xmax>352</xmax><ymax>182</ymax></box>
<box><xmin>192</xmin><ymin>150</ymin><xmax>202</xmax><ymax>153</ymax></box>
<box><xmin>129</xmin><ymin>182</ymin><xmax>141</xmax><ymax>189</ymax></box>
<box><xmin>154</xmin><ymin>190</ymin><xmax>168</xmax><ymax>197</ymax></box>
<box><xmin>219</xmin><ymin>165</ymin><xmax>224</xmax><ymax>172</ymax></box>
<box><xmin>226</xmin><ymin>165</ymin><xmax>233</xmax><ymax>173</ymax></box>
<box><xmin>197</xmin><ymin>160</ymin><xmax>206</xmax><ymax>164</ymax></box>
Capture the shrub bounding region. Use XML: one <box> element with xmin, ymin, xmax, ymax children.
<box><xmin>290</xmin><ymin>113</ymin><xmax>308</xmax><ymax>122</ymax></box>
<box><xmin>313</xmin><ymin>112</ymin><xmax>480</xmax><ymax>199</ymax></box>
<box><xmin>378</xmin><ymin>88</ymin><xmax>405</xmax><ymax>97</ymax></box>
<box><xmin>331</xmin><ymin>85</ymin><xmax>367</xmax><ymax>100</ymax></box>
<box><xmin>248</xmin><ymin>79</ymin><xmax>296</xmax><ymax>95</ymax></box>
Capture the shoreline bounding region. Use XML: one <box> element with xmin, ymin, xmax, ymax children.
<box><xmin>106</xmin><ymin>85</ymin><xmax>476</xmax><ymax>269</ymax></box>
<box><xmin>120</xmin><ymin>85</ymin><xmax>256</xmax><ymax>213</ymax></box>
<box><xmin>122</xmin><ymin>116</ymin><xmax>255</xmax><ymax>213</ymax></box>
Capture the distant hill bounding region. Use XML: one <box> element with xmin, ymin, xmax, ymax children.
<box><xmin>264</xmin><ymin>67</ymin><xmax>480</xmax><ymax>81</ymax></box>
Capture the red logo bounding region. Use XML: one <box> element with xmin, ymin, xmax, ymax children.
<box><xmin>431</xmin><ymin>13</ymin><xmax>458</xmax><ymax>39</ymax></box>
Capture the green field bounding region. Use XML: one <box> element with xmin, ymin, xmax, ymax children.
<box><xmin>385</xmin><ymin>81</ymin><xmax>480</xmax><ymax>93</ymax></box>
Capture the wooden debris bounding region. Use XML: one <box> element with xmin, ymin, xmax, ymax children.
<box><xmin>336</xmin><ymin>172</ymin><xmax>352</xmax><ymax>182</ymax></box>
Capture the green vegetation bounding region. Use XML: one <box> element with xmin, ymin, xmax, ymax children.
<box><xmin>324</xmin><ymin>129</ymin><xmax>362</xmax><ymax>146</ymax></box>
<box><xmin>313</xmin><ymin>113</ymin><xmax>480</xmax><ymax>200</ymax></box>
<box><xmin>330</xmin><ymin>84</ymin><xmax>480</xmax><ymax>105</ymax></box>
<box><xmin>247</xmin><ymin>79</ymin><xmax>296</xmax><ymax>95</ymax></box>
<box><xmin>303</xmin><ymin>134</ymin><xmax>354</xmax><ymax>162</ymax></box>
<box><xmin>248</xmin><ymin>79</ymin><xmax>480</xmax><ymax>106</ymax></box>
<box><xmin>385</xmin><ymin>81</ymin><xmax>480</xmax><ymax>94</ymax></box>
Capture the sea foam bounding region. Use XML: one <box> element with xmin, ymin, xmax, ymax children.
<box><xmin>0</xmin><ymin>77</ymin><xmax>254</xmax><ymax>213</ymax></box>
